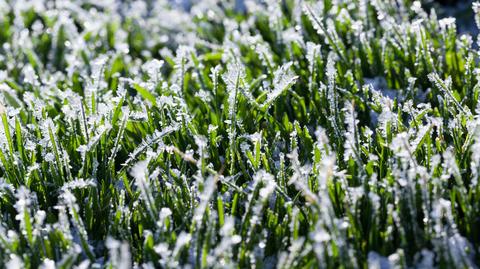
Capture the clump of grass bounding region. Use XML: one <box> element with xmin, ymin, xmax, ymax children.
<box><xmin>0</xmin><ymin>0</ymin><xmax>479</xmax><ymax>268</ymax></box>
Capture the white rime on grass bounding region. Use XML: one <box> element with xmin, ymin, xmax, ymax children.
<box><xmin>0</xmin><ymin>0</ymin><xmax>478</xmax><ymax>268</ymax></box>
<box><xmin>262</xmin><ymin>62</ymin><xmax>298</xmax><ymax>110</ymax></box>
<box><xmin>130</xmin><ymin>159</ymin><xmax>157</xmax><ymax>219</ymax></box>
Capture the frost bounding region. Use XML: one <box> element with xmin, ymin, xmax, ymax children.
<box><xmin>439</xmin><ymin>17</ymin><xmax>456</xmax><ymax>30</ymax></box>
<box><xmin>255</xmin><ymin>170</ymin><xmax>276</xmax><ymax>200</ymax></box>
<box><xmin>173</xmin><ymin>232</ymin><xmax>191</xmax><ymax>256</ymax></box>
<box><xmin>263</xmin><ymin>62</ymin><xmax>298</xmax><ymax>110</ymax></box>
<box><xmin>14</xmin><ymin>187</ymin><xmax>34</xmax><ymax>241</ymax></box>
<box><xmin>193</xmin><ymin>176</ymin><xmax>216</xmax><ymax>222</ymax></box>
<box><xmin>0</xmin><ymin>0</ymin><xmax>476</xmax><ymax>267</ymax></box>
<box><xmin>22</xmin><ymin>65</ymin><xmax>39</xmax><ymax>86</ymax></box>
<box><xmin>62</xmin><ymin>178</ymin><xmax>97</xmax><ymax>191</ymax></box>
<box><xmin>159</xmin><ymin>207</ymin><xmax>172</xmax><ymax>219</ymax></box>
<box><xmin>255</xmin><ymin>42</ymin><xmax>274</xmax><ymax>68</ymax></box>
<box><xmin>343</xmin><ymin>102</ymin><xmax>358</xmax><ymax>161</ymax></box>
<box><xmin>367</xmin><ymin>251</ymin><xmax>390</xmax><ymax>269</ymax></box>
<box><xmin>106</xmin><ymin>237</ymin><xmax>131</xmax><ymax>269</ymax></box>
<box><xmin>6</xmin><ymin>254</ymin><xmax>23</xmax><ymax>269</ymax></box>
<box><xmin>222</xmin><ymin>61</ymin><xmax>246</xmax><ymax>119</ymax></box>
<box><xmin>306</xmin><ymin>42</ymin><xmax>321</xmax><ymax>72</ymax></box>
<box><xmin>39</xmin><ymin>259</ymin><xmax>55</xmax><ymax>269</ymax></box>
<box><xmin>142</xmin><ymin>59</ymin><xmax>164</xmax><ymax>83</ymax></box>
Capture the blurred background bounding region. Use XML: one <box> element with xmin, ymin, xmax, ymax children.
<box><xmin>168</xmin><ymin>0</ymin><xmax>476</xmax><ymax>35</ymax></box>
<box><xmin>425</xmin><ymin>0</ymin><xmax>476</xmax><ymax>35</ymax></box>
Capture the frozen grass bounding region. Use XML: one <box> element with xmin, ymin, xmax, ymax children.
<box><xmin>0</xmin><ymin>0</ymin><xmax>480</xmax><ymax>268</ymax></box>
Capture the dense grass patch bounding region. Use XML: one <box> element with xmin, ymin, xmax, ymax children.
<box><xmin>0</xmin><ymin>0</ymin><xmax>479</xmax><ymax>268</ymax></box>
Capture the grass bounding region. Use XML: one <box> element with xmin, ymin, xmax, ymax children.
<box><xmin>0</xmin><ymin>0</ymin><xmax>479</xmax><ymax>268</ymax></box>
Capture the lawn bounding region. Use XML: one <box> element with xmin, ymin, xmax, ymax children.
<box><xmin>0</xmin><ymin>0</ymin><xmax>479</xmax><ymax>268</ymax></box>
